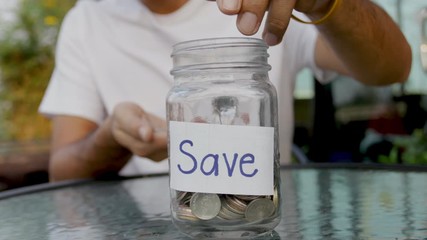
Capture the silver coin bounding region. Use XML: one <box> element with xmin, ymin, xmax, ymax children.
<box><xmin>190</xmin><ymin>193</ymin><xmax>221</xmax><ymax>220</ymax></box>
<box><xmin>217</xmin><ymin>198</ymin><xmax>245</xmax><ymax>220</ymax></box>
<box><xmin>235</xmin><ymin>195</ymin><xmax>261</xmax><ymax>201</ymax></box>
<box><xmin>245</xmin><ymin>198</ymin><xmax>275</xmax><ymax>222</ymax></box>
<box><xmin>176</xmin><ymin>191</ymin><xmax>188</xmax><ymax>202</ymax></box>
<box><xmin>181</xmin><ymin>192</ymin><xmax>193</xmax><ymax>206</ymax></box>
<box><xmin>176</xmin><ymin>205</ymin><xmax>199</xmax><ymax>221</ymax></box>
<box><xmin>225</xmin><ymin>195</ymin><xmax>247</xmax><ymax>215</ymax></box>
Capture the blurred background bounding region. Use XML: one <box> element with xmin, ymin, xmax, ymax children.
<box><xmin>0</xmin><ymin>0</ymin><xmax>426</xmax><ymax>191</ymax></box>
<box><xmin>294</xmin><ymin>1</ymin><xmax>427</xmax><ymax>165</ymax></box>
<box><xmin>0</xmin><ymin>0</ymin><xmax>76</xmax><ymax>191</ymax></box>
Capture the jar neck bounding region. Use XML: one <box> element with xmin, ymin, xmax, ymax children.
<box><xmin>170</xmin><ymin>37</ymin><xmax>271</xmax><ymax>76</ymax></box>
<box><xmin>173</xmin><ymin>70</ymin><xmax>269</xmax><ymax>84</ymax></box>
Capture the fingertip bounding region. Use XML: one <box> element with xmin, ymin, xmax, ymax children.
<box><xmin>154</xmin><ymin>131</ymin><xmax>168</xmax><ymax>146</ymax></box>
<box><xmin>217</xmin><ymin>0</ymin><xmax>241</xmax><ymax>14</ymax></box>
<box><xmin>153</xmin><ymin>127</ymin><xmax>167</xmax><ymax>140</ymax></box>
<box><xmin>237</xmin><ymin>12</ymin><xmax>260</xmax><ymax>35</ymax></box>
<box><xmin>263</xmin><ymin>32</ymin><xmax>279</xmax><ymax>46</ymax></box>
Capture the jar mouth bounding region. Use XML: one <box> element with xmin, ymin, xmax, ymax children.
<box><xmin>172</xmin><ymin>37</ymin><xmax>268</xmax><ymax>54</ymax></box>
<box><xmin>171</xmin><ymin>37</ymin><xmax>271</xmax><ymax>75</ymax></box>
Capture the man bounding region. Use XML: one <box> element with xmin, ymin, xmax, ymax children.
<box><xmin>39</xmin><ymin>0</ymin><xmax>411</xmax><ymax>181</ymax></box>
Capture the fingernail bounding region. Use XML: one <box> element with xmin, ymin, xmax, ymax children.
<box><xmin>218</xmin><ymin>0</ymin><xmax>240</xmax><ymax>11</ymax></box>
<box><xmin>238</xmin><ymin>12</ymin><xmax>259</xmax><ymax>35</ymax></box>
<box><xmin>264</xmin><ymin>32</ymin><xmax>278</xmax><ymax>46</ymax></box>
<box><xmin>139</xmin><ymin>127</ymin><xmax>149</xmax><ymax>141</ymax></box>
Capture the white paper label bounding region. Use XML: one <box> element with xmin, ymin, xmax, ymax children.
<box><xmin>169</xmin><ymin>121</ymin><xmax>274</xmax><ymax>195</ymax></box>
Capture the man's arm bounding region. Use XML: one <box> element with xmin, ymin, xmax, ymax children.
<box><xmin>215</xmin><ymin>0</ymin><xmax>412</xmax><ymax>85</ymax></box>
<box><xmin>312</xmin><ymin>1</ymin><xmax>411</xmax><ymax>85</ymax></box>
<box><xmin>49</xmin><ymin>102</ymin><xmax>167</xmax><ymax>181</ymax></box>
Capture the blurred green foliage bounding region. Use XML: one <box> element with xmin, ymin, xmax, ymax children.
<box><xmin>0</xmin><ymin>0</ymin><xmax>76</xmax><ymax>141</ymax></box>
<box><xmin>379</xmin><ymin>129</ymin><xmax>427</xmax><ymax>165</ymax></box>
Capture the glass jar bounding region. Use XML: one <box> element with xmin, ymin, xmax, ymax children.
<box><xmin>166</xmin><ymin>37</ymin><xmax>281</xmax><ymax>239</ymax></box>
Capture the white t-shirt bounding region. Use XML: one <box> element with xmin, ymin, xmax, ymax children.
<box><xmin>39</xmin><ymin>0</ymin><xmax>331</xmax><ymax>176</ymax></box>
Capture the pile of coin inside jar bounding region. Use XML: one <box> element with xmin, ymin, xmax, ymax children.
<box><xmin>174</xmin><ymin>188</ymin><xmax>279</xmax><ymax>222</ymax></box>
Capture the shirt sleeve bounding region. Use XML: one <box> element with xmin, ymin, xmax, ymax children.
<box><xmin>287</xmin><ymin>12</ymin><xmax>337</xmax><ymax>84</ymax></box>
<box><xmin>38</xmin><ymin>5</ymin><xmax>106</xmax><ymax>125</ymax></box>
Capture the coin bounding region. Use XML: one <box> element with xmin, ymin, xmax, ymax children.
<box><xmin>176</xmin><ymin>191</ymin><xmax>188</xmax><ymax>202</ymax></box>
<box><xmin>272</xmin><ymin>188</ymin><xmax>279</xmax><ymax>208</ymax></box>
<box><xmin>176</xmin><ymin>206</ymin><xmax>199</xmax><ymax>221</ymax></box>
<box><xmin>225</xmin><ymin>195</ymin><xmax>247</xmax><ymax>215</ymax></box>
<box><xmin>235</xmin><ymin>195</ymin><xmax>261</xmax><ymax>201</ymax></box>
<box><xmin>190</xmin><ymin>193</ymin><xmax>221</xmax><ymax>220</ymax></box>
<box><xmin>245</xmin><ymin>198</ymin><xmax>275</xmax><ymax>222</ymax></box>
<box><xmin>181</xmin><ymin>192</ymin><xmax>193</xmax><ymax>206</ymax></box>
<box><xmin>217</xmin><ymin>198</ymin><xmax>245</xmax><ymax>220</ymax></box>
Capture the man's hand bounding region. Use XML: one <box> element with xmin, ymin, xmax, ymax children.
<box><xmin>49</xmin><ymin>102</ymin><xmax>167</xmax><ymax>181</ymax></box>
<box><xmin>214</xmin><ymin>0</ymin><xmax>333</xmax><ymax>46</ymax></box>
<box><xmin>111</xmin><ymin>102</ymin><xmax>167</xmax><ymax>161</ymax></box>
<box><xmin>212</xmin><ymin>0</ymin><xmax>411</xmax><ymax>85</ymax></box>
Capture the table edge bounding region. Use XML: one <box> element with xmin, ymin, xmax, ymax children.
<box><xmin>282</xmin><ymin>162</ymin><xmax>427</xmax><ymax>172</ymax></box>
<box><xmin>1</xmin><ymin>164</ymin><xmax>425</xmax><ymax>201</ymax></box>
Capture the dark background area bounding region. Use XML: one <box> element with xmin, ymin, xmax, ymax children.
<box><xmin>294</xmin><ymin>77</ymin><xmax>427</xmax><ymax>165</ymax></box>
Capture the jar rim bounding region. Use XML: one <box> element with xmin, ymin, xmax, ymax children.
<box><xmin>171</xmin><ymin>37</ymin><xmax>268</xmax><ymax>55</ymax></box>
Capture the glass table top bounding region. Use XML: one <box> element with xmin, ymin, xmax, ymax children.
<box><xmin>0</xmin><ymin>164</ymin><xmax>426</xmax><ymax>239</ymax></box>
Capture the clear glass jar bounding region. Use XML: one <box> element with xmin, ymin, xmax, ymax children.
<box><xmin>166</xmin><ymin>37</ymin><xmax>281</xmax><ymax>239</ymax></box>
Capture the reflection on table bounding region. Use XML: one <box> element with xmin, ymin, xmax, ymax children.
<box><xmin>0</xmin><ymin>165</ymin><xmax>426</xmax><ymax>239</ymax></box>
